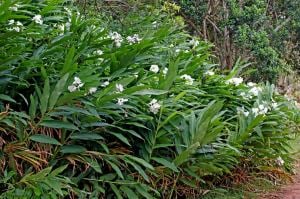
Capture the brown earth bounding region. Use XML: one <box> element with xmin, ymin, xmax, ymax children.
<box><xmin>260</xmin><ymin>163</ymin><xmax>300</xmax><ymax>199</ymax></box>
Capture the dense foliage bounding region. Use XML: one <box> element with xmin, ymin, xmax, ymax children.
<box><xmin>175</xmin><ymin>0</ymin><xmax>300</xmax><ymax>82</ymax></box>
<box><xmin>0</xmin><ymin>0</ymin><xmax>299</xmax><ymax>198</ymax></box>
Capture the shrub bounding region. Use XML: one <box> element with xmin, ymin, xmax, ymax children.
<box><xmin>0</xmin><ymin>0</ymin><xmax>299</xmax><ymax>198</ymax></box>
<box><xmin>175</xmin><ymin>0</ymin><xmax>300</xmax><ymax>82</ymax></box>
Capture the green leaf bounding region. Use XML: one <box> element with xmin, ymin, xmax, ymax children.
<box><xmin>109</xmin><ymin>183</ymin><xmax>123</xmax><ymax>199</ymax></box>
<box><xmin>40</xmin><ymin>120</ymin><xmax>78</xmax><ymax>130</ymax></box>
<box><xmin>44</xmin><ymin>178</ymin><xmax>64</xmax><ymax>196</ymax></box>
<box><xmin>173</xmin><ymin>142</ymin><xmax>200</xmax><ymax>166</ymax></box>
<box><xmin>132</xmin><ymin>89</ymin><xmax>168</xmax><ymax>96</ymax></box>
<box><xmin>48</xmin><ymin>73</ymin><xmax>69</xmax><ymax>110</ymax></box>
<box><xmin>105</xmin><ymin>160</ymin><xmax>124</xmax><ymax>179</ymax></box>
<box><xmin>30</xmin><ymin>134</ymin><xmax>61</xmax><ymax>145</ymax></box>
<box><xmin>159</xmin><ymin>58</ymin><xmax>179</xmax><ymax>90</ymax></box>
<box><xmin>109</xmin><ymin>132</ymin><xmax>131</xmax><ymax>146</ymax></box>
<box><xmin>29</xmin><ymin>95</ymin><xmax>37</xmax><ymax>119</ymax></box>
<box><xmin>51</xmin><ymin>165</ymin><xmax>68</xmax><ymax>176</ymax></box>
<box><xmin>151</xmin><ymin>157</ymin><xmax>179</xmax><ymax>172</ymax></box>
<box><xmin>120</xmin><ymin>186</ymin><xmax>138</xmax><ymax>199</ymax></box>
<box><xmin>124</xmin><ymin>158</ymin><xmax>150</xmax><ymax>182</ymax></box>
<box><xmin>70</xmin><ymin>133</ymin><xmax>103</xmax><ymax>140</ymax></box>
<box><xmin>125</xmin><ymin>155</ymin><xmax>154</xmax><ymax>170</ymax></box>
<box><xmin>61</xmin><ymin>46</ymin><xmax>76</xmax><ymax>75</ymax></box>
<box><xmin>0</xmin><ymin>94</ymin><xmax>16</xmax><ymax>103</ymax></box>
<box><xmin>135</xmin><ymin>185</ymin><xmax>155</xmax><ymax>199</ymax></box>
<box><xmin>60</xmin><ymin>145</ymin><xmax>86</xmax><ymax>154</ymax></box>
<box><xmin>40</xmin><ymin>78</ymin><xmax>50</xmax><ymax>116</ymax></box>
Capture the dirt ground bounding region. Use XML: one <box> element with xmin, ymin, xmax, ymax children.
<box><xmin>260</xmin><ymin>163</ymin><xmax>300</xmax><ymax>199</ymax></box>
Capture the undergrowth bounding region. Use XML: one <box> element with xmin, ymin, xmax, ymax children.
<box><xmin>0</xmin><ymin>0</ymin><xmax>299</xmax><ymax>198</ymax></box>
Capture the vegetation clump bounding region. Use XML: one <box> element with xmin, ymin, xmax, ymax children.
<box><xmin>0</xmin><ymin>0</ymin><xmax>299</xmax><ymax>198</ymax></box>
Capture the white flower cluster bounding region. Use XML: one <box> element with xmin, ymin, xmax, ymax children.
<box><xmin>251</xmin><ymin>101</ymin><xmax>280</xmax><ymax>116</ymax></box>
<box><xmin>225</xmin><ymin>77</ymin><xmax>243</xmax><ymax>86</ymax></box>
<box><xmin>152</xmin><ymin>21</ymin><xmax>158</xmax><ymax>28</ymax></box>
<box><xmin>149</xmin><ymin>99</ymin><xmax>161</xmax><ymax>114</ymax></box>
<box><xmin>271</xmin><ymin>102</ymin><xmax>278</xmax><ymax>110</ymax></box>
<box><xmin>116</xmin><ymin>84</ymin><xmax>124</xmax><ymax>93</ymax></box>
<box><xmin>101</xmin><ymin>81</ymin><xmax>109</xmax><ymax>87</ymax></box>
<box><xmin>180</xmin><ymin>74</ymin><xmax>194</xmax><ymax>85</ymax></box>
<box><xmin>9</xmin><ymin>4</ymin><xmax>20</xmax><ymax>11</ymax></box>
<box><xmin>275</xmin><ymin>156</ymin><xmax>284</xmax><ymax>166</ymax></box>
<box><xmin>88</xmin><ymin>87</ymin><xmax>97</xmax><ymax>95</ymax></box>
<box><xmin>150</xmin><ymin>65</ymin><xmax>159</xmax><ymax>73</ymax></box>
<box><xmin>162</xmin><ymin>68</ymin><xmax>168</xmax><ymax>76</ymax></box>
<box><xmin>189</xmin><ymin>38</ymin><xmax>199</xmax><ymax>47</ymax></box>
<box><xmin>126</xmin><ymin>34</ymin><xmax>142</xmax><ymax>45</ymax></box>
<box><xmin>94</xmin><ymin>50</ymin><xmax>103</xmax><ymax>56</ymax></box>
<box><xmin>8</xmin><ymin>20</ymin><xmax>23</xmax><ymax>32</ymax></box>
<box><xmin>205</xmin><ymin>70</ymin><xmax>215</xmax><ymax>76</ymax></box>
<box><xmin>249</xmin><ymin>86</ymin><xmax>262</xmax><ymax>96</ymax></box>
<box><xmin>109</xmin><ymin>32</ymin><xmax>123</xmax><ymax>47</ymax></box>
<box><xmin>239</xmin><ymin>82</ymin><xmax>263</xmax><ymax>100</ymax></box>
<box><xmin>237</xmin><ymin>107</ymin><xmax>249</xmax><ymax>117</ymax></box>
<box><xmin>32</xmin><ymin>15</ymin><xmax>43</xmax><ymax>25</ymax></box>
<box><xmin>68</xmin><ymin>77</ymin><xmax>84</xmax><ymax>92</ymax></box>
<box><xmin>252</xmin><ymin>103</ymin><xmax>268</xmax><ymax>116</ymax></box>
<box><xmin>57</xmin><ymin>24</ymin><xmax>65</xmax><ymax>32</ymax></box>
<box><xmin>117</xmin><ymin>98</ymin><xmax>128</xmax><ymax>106</ymax></box>
<box><xmin>64</xmin><ymin>7</ymin><xmax>72</xmax><ymax>16</ymax></box>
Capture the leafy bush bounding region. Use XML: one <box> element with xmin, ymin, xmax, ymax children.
<box><xmin>175</xmin><ymin>0</ymin><xmax>300</xmax><ymax>82</ymax></box>
<box><xmin>0</xmin><ymin>0</ymin><xmax>299</xmax><ymax>198</ymax></box>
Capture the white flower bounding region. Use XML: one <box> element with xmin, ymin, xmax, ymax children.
<box><xmin>225</xmin><ymin>77</ymin><xmax>243</xmax><ymax>86</ymax></box>
<box><xmin>275</xmin><ymin>156</ymin><xmax>284</xmax><ymax>166</ymax></box>
<box><xmin>16</xmin><ymin>21</ymin><xmax>23</xmax><ymax>26</ymax></box>
<box><xmin>180</xmin><ymin>74</ymin><xmax>194</xmax><ymax>85</ymax></box>
<box><xmin>126</xmin><ymin>34</ymin><xmax>141</xmax><ymax>45</ymax></box>
<box><xmin>109</xmin><ymin>32</ymin><xmax>123</xmax><ymax>47</ymax></box>
<box><xmin>94</xmin><ymin>50</ymin><xmax>103</xmax><ymax>56</ymax></box>
<box><xmin>258</xmin><ymin>104</ymin><xmax>265</xmax><ymax>110</ymax></box>
<box><xmin>58</xmin><ymin>24</ymin><xmax>65</xmax><ymax>32</ymax></box>
<box><xmin>66</xmin><ymin>22</ymin><xmax>71</xmax><ymax>31</ymax></box>
<box><xmin>101</xmin><ymin>81</ymin><xmax>109</xmax><ymax>87</ymax></box>
<box><xmin>240</xmin><ymin>92</ymin><xmax>252</xmax><ymax>100</ymax></box>
<box><xmin>162</xmin><ymin>68</ymin><xmax>168</xmax><ymax>75</ymax></box>
<box><xmin>205</xmin><ymin>70</ymin><xmax>215</xmax><ymax>76</ymax></box>
<box><xmin>64</xmin><ymin>7</ymin><xmax>72</xmax><ymax>16</ymax></box>
<box><xmin>68</xmin><ymin>85</ymin><xmax>77</xmax><ymax>92</ymax></box>
<box><xmin>243</xmin><ymin>111</ymin><xmax>250</xmax><ymax>117</ymax></box>
<box><xmin>189</xmin><ymin>38</ymin><xmax>199</xmax><ymax>47</ymax></box>
<box><xmin>32</xmin><ymin>15</ymin><xmax>43</xmax><ymax>25</ymax></box>
<box><xmin>175</xmin><ymin>49</ymin><xmax>181</xmax><ymax>53</ymax></box>
<box><xmin>10</xmin><ymin>26</ymin><xmax>20</xmax><ymax>32</ymax></box>
<box><xmin>8</xmin><ymin>20</ymin><xmax>15</xmax><ymax>25</ymax></box>
<box><xmin>271</xmin><ymin>102</ymin><xmax>278</xmax><ymax>110</ymax></box>
<box><xmin>252</xmin><ymin>103</ymin><xmax>268</xmax><ymax>116</ymax></box>
<box><xmin>251</xmin><ymin>108</ymin><xmax>259</xmax><ymax>116</ymax></box>
<box><xmin>117</xmin><ymin>98</ymin><xmax>128</xmax><ymax>106</ymax></box>
<box><xmin>249</xmin><ymin>86</ymin><xmax>262</xmax><ymax>96</ymax></box>
<box><xmin>149</xmin><ymin>99</ymin><xmax>161</xmax><ymax>114</ymax></box>
<box><xmin>152</xmin><ymin>21</ymin><xmax>158</xmax><ymax>28</ymax></box>
<box><xmin>247</xmin><ymin>82</ymin><xmax>256</xmax><ymax>87</ymax></box>
<box><xmin>116</xmin><ymin>84</ymin><xmax>124</xmax><ymax>92</ymax></box>
<box><xmin>73</xmin><ymin>77</ymin><xmax>82</xmax><ymax>85</ymax></box>
<box><xmin>9</xmin><ymin>6</ymin><xmax>18</xmax><ymax>11</ymax></box>
<box><xmin>150</xmin><ymin>65</ymin><xmax>159</xmax><ymax>73</ymax></box>
<box><xmin>237</xmin><ymin>107</ymin><xmax>249</xmax><ymax>117</ymax></box>
<box><xmin>88</xmin><ymin>87</ymin><xmax>97</xmax><ymax>94</ymax></box>
<box><xmin>68</xmin><ymin>77</ymin><xmax>84</xmax><ymax>92</ymax></box>
<box><xmin>133</xmin><ymin>73</ymin><xmax>139</xmax><ymax>78</ymax></box>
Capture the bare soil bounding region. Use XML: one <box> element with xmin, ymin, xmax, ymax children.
<box><xmin>260</xmin><ymin>163</ymin><xmax>300</xmax><ymax>199</ymax></box>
